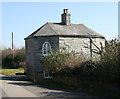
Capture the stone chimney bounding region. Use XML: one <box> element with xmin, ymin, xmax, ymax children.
<box><xmin>61</xmin><ymin>9</ymin><xmax>71</xmax><ymax>25</ymax></box>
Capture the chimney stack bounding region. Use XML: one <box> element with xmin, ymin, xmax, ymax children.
<box><xmin>61</xmin><ymin>9</ymin><xmax>71</xmax><ymax>25</ymax></box>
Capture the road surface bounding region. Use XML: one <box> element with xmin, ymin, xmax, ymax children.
<box><xmin>0</xmin><ymin>74</ymin><xmax>108</xmax><ymax>98</ymax></box>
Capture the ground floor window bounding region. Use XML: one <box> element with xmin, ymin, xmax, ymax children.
<box><xmin>43</xmin><ymin>71</ymin><xmax>52</xmax><ymax>79</ymax></box>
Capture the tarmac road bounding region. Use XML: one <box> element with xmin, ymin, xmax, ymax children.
<box><xmin>0</xmin><ymin>74</ymin><xmax>109</xmax><ymax>98</ymax></box>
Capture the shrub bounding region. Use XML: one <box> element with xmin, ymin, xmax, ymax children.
<box><xmin>2</xmin><ymin>47</ymin><xmax>26</xmax><ymax>68</ymax></box>
<box><xmin>41</xmin><ymin>39</ymin><xmax>119</xmax><ymax>98</ymax></box>
<box><xmin>99</xmin><ymin>39</ymin><xmax>120</xmax><ymax>81</ymax></box>
<box><xmin>42</xmin><ymin>39</ymin><xmax>120</xmax><ymax>83</ymax></box>
<box><xmin>42</xmin><ymin>51</ymin><xmax>84</xmax><ymax>74</ymax></box>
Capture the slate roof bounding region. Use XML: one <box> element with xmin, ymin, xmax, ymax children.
<box><xmin>25</xmin><ymin>22</ymin><xmax>105</xmax><ymax>39</ymax></box>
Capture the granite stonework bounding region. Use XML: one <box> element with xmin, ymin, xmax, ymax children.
<box><xmin>59</xmin><ymin>37</ymin><xmax>105</xmax><ymax>58</ymax></box>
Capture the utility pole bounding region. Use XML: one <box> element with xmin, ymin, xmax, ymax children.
<box><xmin>12</xmin><ymin>32</ymin><xmax>14</xmax><ymax>60</ymax></box>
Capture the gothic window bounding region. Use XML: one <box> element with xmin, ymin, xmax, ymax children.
<box><xmin>42</xmin><ymin>42</ymin><xmax>52</xmax><ymax>79</ymax></box>
<box><xmin>42</xmin><ymin>42</ymin><xmax>51</xmax><ymax>56</ymax></box>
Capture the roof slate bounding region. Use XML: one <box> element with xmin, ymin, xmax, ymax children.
<box><xmin>25</xmin><ymin>23</ymin><xmax>105</xmax><ymax>39</ymax></box>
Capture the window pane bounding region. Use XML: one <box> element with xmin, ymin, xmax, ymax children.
<box><xmin>42</xmin><ymin>42</ymin><xmax>51</xmax><ymax>55</ymax></box>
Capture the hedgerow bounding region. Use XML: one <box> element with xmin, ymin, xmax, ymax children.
<box><xmin>2</xmin><ymin>47</ymin><xmax>26</xmax><ymax>68</ymax></box>
<box><xmin>42</xmin><ymin>39</ymin><xmax>120</xmax><ymax>83</ymax></box>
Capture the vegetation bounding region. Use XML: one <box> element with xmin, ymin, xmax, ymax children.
<box><xmin>1</xmin><ymin>39</ymin><xmax>119</xmax><ymax>98</ymax></box>
<box><xmin>42</xmin><ymin>51</ymin><xmax>85</xmax><ymax>74</ymax></box>
<box><xmin>0</xmin><ymin>67</ymin><xmax>24</xmax><ymax>75</ymax></box>
<box><xmin>42</xmin><ymin>39</ymin><xmax>120</xmax><ymax>98</ymax></box>
<box><xmin>2</xmin><ymin>47</ymin><xmax>26</xmax><ymax>68</ymax></box>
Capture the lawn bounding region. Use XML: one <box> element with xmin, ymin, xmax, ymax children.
<box><xmin>0</xmin><ymin>67</ymin><xmax>24</xmax><ymax>75</ymax></box>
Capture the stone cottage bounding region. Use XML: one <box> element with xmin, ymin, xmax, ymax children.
<box><xmin>24</xmin><ymin>9</ymin><xmax>105</xmax><ymax>83</ymax></box>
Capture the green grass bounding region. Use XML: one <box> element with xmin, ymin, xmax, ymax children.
<box><xmin>0</xmin><ymin>67</ymin><xmax>24</xmax><ymax>75</ymax></box>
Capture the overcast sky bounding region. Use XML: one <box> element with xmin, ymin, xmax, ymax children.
<box><xmin>2</xmin><ymin>2</ymin><xmax>118</xmax><ymax>48</ymax></box>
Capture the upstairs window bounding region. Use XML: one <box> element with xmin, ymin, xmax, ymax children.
<box><xmin>42</xmin><ymin>42</ymin><xmax>51</xmax><ymax>56</ymax></box>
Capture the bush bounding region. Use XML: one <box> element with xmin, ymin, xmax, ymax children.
<box><xmin>99</xmin><ymin>39</ymin><xmax>120</xmax><ymax>82</ymax></box>
<box><xmin>2</xmin><ymin>47</ymin><xmax>26</xmax><ymax>68</ymax></box>
<box><xmin>41</xmin><ymin>39</ymin><xmax>119</xmax><ymax>98</ymax></box>
<box><xmin>2</xmin><ymin>55</ymin><xmax>14</xmax><ymax>68</ymax></box>
<box><xmin>42</xmin><ymin>39</ymin><xmax>120</xmax><ymax>83</ymax></box>
<box><xmin>42</xmin><ymin>51</ymin><xmax>84</xmax><ymax>74</ymax></box>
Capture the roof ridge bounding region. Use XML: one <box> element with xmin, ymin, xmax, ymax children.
<box><xmin>82</xmin><ymin>24</ymin><xmax>103</xmax><ymax>37</ymax></box>
<box><xmin>25</xmin><ymin>22</ymin><xmax>105</xmax><ymax>39</ymax></box>
<box><xmin>46</xmin><ymin>22</ymin><xmax>53</xmax><ymax>24</ymax></box>
<box><xmin>82</xmin><ymin>25</ymin><xmax>94</xmax><ymax>36</ymax></box>
<box><xmin>25</xmin><ymin>23</ymin><xmax>47</xmax><ymax>39</ymax></box>
<box><xmin>48</xmin><ymin>24</ymin><xmax>59</xmax><ymax>35</ymax></box>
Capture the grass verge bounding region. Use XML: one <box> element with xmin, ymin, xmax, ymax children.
<box><xmin>0</xmin><ymin>67</ymin><xmax>24</xmax><ymax>75</ymax></box>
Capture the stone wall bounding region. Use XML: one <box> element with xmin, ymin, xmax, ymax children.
<box><xmin>25</xmin><ymin>38</ymin><xmax>35</xmax><ymax>81</ymax></box>
<box><xmin>90</xmin><ymin>38</ymin><xmax>105</xmax><ymax>59</ymax></box>
<box><xmin>25</xmin><ymin>36</ymin><xmax>59</xmax><ymax>82</ymax></box>
<box><xmin>59</xmin><ymin>37</ymin><xmax>105</xmax><ymax>59</ymax></box>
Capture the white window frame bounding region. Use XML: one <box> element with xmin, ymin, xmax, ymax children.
<box><xmin>42</xmin><ymin>42</ymin><xmax>52</xmax><ymax>79</ymax></box>
<box><xmin>42</xmin><ymin>42</ymin><xmax>51</xmax><ymax>56</ymax></box>
<box><xmin>43</xmin><ymin>70</ymin><xmax>52</xmax><ymax>79</ymax></box>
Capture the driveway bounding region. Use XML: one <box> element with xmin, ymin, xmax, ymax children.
<box><xmin>0</xmin><ymin>74</ymin><xmax>108</xmax><ymax>98</ymax></box>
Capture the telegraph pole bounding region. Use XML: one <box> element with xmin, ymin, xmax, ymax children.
<box><xmin>12</xmin><ymin>32</ymin><xmax>14</xmax><ymax>59</ymax></box>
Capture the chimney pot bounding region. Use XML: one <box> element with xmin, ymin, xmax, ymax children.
<box><xmin>61</xmin><ymin>9</ymin><xmax>71</xmax><ymax>25</ymax></box>
<box><xmin>63</xmin><ymin>9</ymin><xmax>66</xmax><ymax>13</ymax></box>
<box><xmin>66</xmin><ymin>9</ymin><xmax>68</xmax><ymax>13</ymax></box>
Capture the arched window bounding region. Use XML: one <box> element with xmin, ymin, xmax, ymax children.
<box><xmin>42</xmin><ymin>42</ymin><xmax>51</xmax><ymax>56</ymax></box>
<box><xmin>42</xmin><ymin>42</ymin><xmax>52</xmax><ymax>79</ymax></box>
